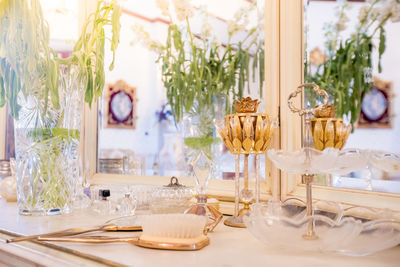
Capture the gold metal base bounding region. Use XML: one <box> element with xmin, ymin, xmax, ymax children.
<box><xmin>224</xmin><ymin>216</ymin><xmax>246</xmax><ymax>228</ymax></box>
<box><xmin>137</xmin><ymin>236</ymin><xmax>210</xmax><ymax>251</ymax></box>
<box><xmin>224</xmin><ymin>205</ymin><xmax>251</xmax><ymax>228</ymax></box>
<box><xmin>302</xmin><ymin>234</ymin><xmax>319</xmax><ymax>240</ymax></box>
<box><xmin>185</xmin><ymin>195</ymin><xmax>223</xmax><ymax>233</ymax></box>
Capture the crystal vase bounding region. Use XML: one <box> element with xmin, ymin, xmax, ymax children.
<box><xmin>181</xmin><ymin>96</ymin><xmax>226</xmax><ymax>175</ymax></box>
<box><xmin>14</xmin><ymin>66</ymin><xmax>84</xmax><ymax>215</ymax></box>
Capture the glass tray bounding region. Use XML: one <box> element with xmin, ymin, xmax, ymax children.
<box><xmin>244</xmin><ymin>199</ymin><xmax>400</xmax><ymax>256</ymax></box>
<box><xmin>267</xmin><ymin>148</ymin><xmax>369</xmax><ymax>175</ymax></box>
<box><xmin>268</xmin><ymin>148</ymin><xmax>400</xmax><ymax>176</ymax></box>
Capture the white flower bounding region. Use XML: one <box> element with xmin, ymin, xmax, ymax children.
<box><xmin>378</xmin><ymin>0</ymin><xmax>400</xmax><ymax>23</ymax></box>
<box><xmin>227</xmin><ymin>4</ymin><xmax>256</xmax><ymax>36</ymax></box>
<box><xmin>389</xmin><ymin>0</ymin><xmax>400</xmax><ymax>22</ymax></box>
<box><xmin>335</xmin><ymin>15</ymin><xmax>349</xmax><ymax>32</ymax></box>
<box><xmin>201</xmin><ymin>22</ymin><xmax>213</xmax><ymax>38</ymax></box>
<box><xmin>131</xmin><ymin>24</ymin><xmax>163</xmax><ymax>52</ymax></box>
<box><xmin>155</xmin><ymin>0</ymin><xmax>170</xmax><ymax>17</ymax></box>
<box><xmin>358</xmin><ymin>6</ymin><xmax>369</xmax><ymax>22</ymax></box>
<box><xmin>211</xmin><ymin>36</ymin><xmax>221</xmax><ymax>49</ymax></box>
<box><xmin>370</xmin><ymin>7</ymin><xmax>380</xmax><ymax>20</ymax></box>
<box><xmin>227</xmin><ymin>20</ymin><xmax>245</xmax><ymax>36</ymax></box>
<box><xmin>173</xmin><ymin>0</ymin><xmax>194</xmax><ymax>21</ymax></box>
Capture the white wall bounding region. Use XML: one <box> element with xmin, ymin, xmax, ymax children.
<box><xmin>100</xmin><ymin>14</ymin><xmax>168</xmax><ymax>162</ymax></box>
<box><xmin>307</xmin><ymin>2</ymin><xmax>400</xmax><ymax>153</ymax></box>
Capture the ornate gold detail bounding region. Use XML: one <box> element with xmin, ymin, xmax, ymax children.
<box><xmin>311</xmin><ymin>118</ymin><xmax>351</xmax><ymax>150</ymax></box>
<box><xmin>374</xmin><ymin>76</ymin><xmax>392</xmax><ymax>90</ymax></box>
<box><xmin>314</xmin><ymin>104</ymin><xmax>336</xmax><ymax>118</ymax></box>
<box><xmin>217</xmin><ymin>113</ymin><xmax>276</xmax><ymax>155</ymax></box>
<box><xmin>234</xmin><ymin>97</ymin><xmax>260</xmax><ymax>113</ymax></box>
<box><xmin>106</xmin><ymin>80</ymin><xmax>138</xmax><ymax>129</ymax></box>
<box><xmin>313</xmin><ymin>119</ymin><xmax>324</xmax><ymax>150</ymax></box>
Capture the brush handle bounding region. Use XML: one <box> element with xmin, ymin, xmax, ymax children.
<box><xmin>37</xmin><ymin>235</ymin><xmax>139</xmax><ymax>244</ymax></box>
<box><xmin>6</xmin><ymin>224</ymin><xmax>118</xmax><ymax>243</ymax></box>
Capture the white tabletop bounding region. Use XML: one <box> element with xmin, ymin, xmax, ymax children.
<box><xmin>0</xmin><ymin>199</ymin><xmax>399</xmax><ymax>267</ymax></box>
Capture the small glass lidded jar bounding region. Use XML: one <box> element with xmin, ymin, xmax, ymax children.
<box><xmin>150</xmin><ymin>177</ymin><xmax>194</xmax><ymax>214</ymax></box>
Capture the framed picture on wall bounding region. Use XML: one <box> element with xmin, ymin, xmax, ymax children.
<box><xmin>106</xmin><ymin>80</ymin><xmax>138</xmax><ymax>129</ymax></box>
<box><xmin>358</xmin><ymin>77</ymin><xmax>394</xmax><ymax>129</ymax></box>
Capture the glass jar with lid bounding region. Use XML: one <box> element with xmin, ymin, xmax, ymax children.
<box><xmin>150</xmin><ymin>177</ymin><xmax>194</xmax><ymax>214</ymax></box>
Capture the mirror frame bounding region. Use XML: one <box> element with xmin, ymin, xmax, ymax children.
<box><xmin>0</xmin><ymin>106</ymin><xmax>5</xmax><ymax>159</ymax></box>
<box><xmin>279</xmin><ymin>0</ymin><xmax>400</xmax><ymax>211</ymax></box>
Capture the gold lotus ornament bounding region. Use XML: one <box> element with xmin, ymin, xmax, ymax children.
<box><xmin>215</xmin><ymin>97</ymin><xmax>278</xmax><ymax>228</ymax></box>
<box><xmin>234</xmin><ymin>97</ymin><xmax>260</xmax><ymax>113</ymax></box>
<box><xmin>314</xmin><ymin>104</ymin><xmax>337</xmax><ymax>118</ymax></box>
<box><xmin>217</xmin><ymin>97</ymin><xmax>277</xmax><ymax>155</ymax></box>
<box><xmin>311</xmin><ymin>106</ymin><xmax>351</xmax><ymax>150</ymax></box>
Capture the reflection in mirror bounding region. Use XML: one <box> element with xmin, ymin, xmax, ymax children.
<box><xmin>304</xmin><ymin>0</ymin><xmax>400</xmax><ymax>193</ymax></box>
<box><xmin>98</xmin><ymin>0</ymin><xmax>266</xmax><ymax>181</ymax></box>
<box><xmin>1</xmin><ymin>0</ymin><xmax>79</xmax><ymax>164</ymax></box>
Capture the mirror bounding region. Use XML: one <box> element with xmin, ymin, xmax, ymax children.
<box><xmin>97</xmin><ymin>0</ymin><xmax>266</xmax><ymax>182</ymax></box>
<box><xmin>304</xmin><ymin>0</ymin><xmax>400</xmax><ymax>193</ymax></box>
<box><xmin>2</xmin><ymin>0</ymin><xmax>79</xmax><ymax>161</ymax></box>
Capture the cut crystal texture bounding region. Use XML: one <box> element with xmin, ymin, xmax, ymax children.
<box><xmin>15</xmin><ymin>66</ymin><xmax>84</xmax><ymax>215</ymax></box>
<box><xmin>191</xmin><ymin>151</ymin><xmax>214</xmax><ymax>195</ymax></box>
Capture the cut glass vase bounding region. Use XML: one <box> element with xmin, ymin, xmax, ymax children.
<box><xmin>14</xmin><ymin>66</ymin><xmax>84</xmax><ymax>215</ymax></box>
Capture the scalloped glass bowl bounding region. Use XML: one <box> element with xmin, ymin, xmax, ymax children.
<box><xmin>243</xmin><ymin>199</ymin><xmax>400</xmax><ymax>256</ymax></box>
<box><xmin>370</xmin><ymin>151</ymin><xmax>400</xmax><ymax>175</ymax></box>
<box><xmin>267</xmin><ymin>148</ymin><xmax>368</xmax><ymax>175</ymax></box>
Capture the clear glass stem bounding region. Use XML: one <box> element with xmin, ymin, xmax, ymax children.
<box><xmin>234</xmin><ymin>154</ymin><xmax>240</xmax><ymax>217</ymax></box>
<box><xmin>244</xmin><ymin>154</ymin><xmax>249</xmax><ymax>190</ymax></box>
<box><xmin>255</xmin><ymin>154</ymin><xmax>260</xmax><ymax>203</ymax></box>
<box><xmin>302</xmin><ymin>174</ymin><xmax>317</xmax><ymax>240</ymax></box>
<box><xmin>365</xmin><ymin>164</ymin><xmax>372</xmax><ymax>191</ymax></box>
<box><xmin>304</xmin><ymin>113</ymin><xmax>312</xmax><ymax>166</ymax></box>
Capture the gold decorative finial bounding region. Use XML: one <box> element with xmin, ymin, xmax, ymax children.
<box><xmin>234</xmin><ymin>97</ymin><xmax>260</xmax><ymax>113</ymax></box>
<box><xmin>314</xmin><ymin>104</ymin><xmax>336</xmax><ymax>118</ymax></box>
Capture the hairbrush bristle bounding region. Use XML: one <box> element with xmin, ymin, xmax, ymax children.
<box><xmin>141</xmin><ymin>214</ymin><xmax>207</xmax><ymax>239</ymax></box>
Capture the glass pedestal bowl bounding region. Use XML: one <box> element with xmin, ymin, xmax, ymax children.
<box><xmin>243</xmin><ymin>199</ymin><xmax>400</xmax><ymax>256</ymax></box>
<box><xmin>267</xmin><ymin>148</ymin><xmax>368</xmax><ymax>175</ymax></box>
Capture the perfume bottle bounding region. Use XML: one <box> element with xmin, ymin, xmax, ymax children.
<box><xmin>185</xmin><ymin>152</ymin><xmax>222</xmax><ymax>232</ymax></box>
<box><xmin>92</xmin><ymin>189</ymin><xmax>112</xmax><ymax>214</ymax></box>
<box><xmin>117</xmin><ymin>193</ymin><xmax>137</xmax><ymax>216</ymax></box>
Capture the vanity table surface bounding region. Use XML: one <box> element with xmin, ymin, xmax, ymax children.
<box><xmin>0</xmin><ymin>199</ymin><xmax>399</xmax><ymax>267</ymax></box>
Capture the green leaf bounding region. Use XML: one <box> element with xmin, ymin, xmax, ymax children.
<box><xmin>378</xmin><ymin>26</ymin><xmax>386</xmax><ymax>73</ymax></box>
<box><xmin>0</xmin><ymin>77</ymin><xmax>5</xmax><ymax>107</ymax></box>
<box><xmin>85</xmin><ymin>57</ymin><xmax>94</xmax><ymax>108</ymax></box>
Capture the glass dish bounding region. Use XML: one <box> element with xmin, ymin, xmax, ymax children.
<box><xmin>370</xmin><ymin>151</ymin><xmax>400</xmax><ymax>175</ymax></box>
<box><xmin>244</xmin><ymin>199</ymin><xmax>400</xmax><ymax>256</ymax></box>
<box><xmin>150</xmin><ymin>177</ymin><xmax>194</xmax><ymax>214</ymax></box>
<box><xmin>267</xmin><ymin>148</ymin><xmax>368</xmax><ymax>175</ymax></box>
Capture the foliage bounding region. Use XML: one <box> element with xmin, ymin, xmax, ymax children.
<box><xmin>133</xmin><ymin>0</ymin><xmax>264</xmax><ymax>123</ymax></box>
<box><xmin>305</xmin><ymin>0</ymin><xmax>399</xmax><ymax>128</ymax></box>
<box><xmin>0</xmin><ymin>0</ymin><xmax>121</xmax><ymax>119</ymax></box>
<box><xmin>0</xmin><ymin>0</ymin><xmax>121</xmax><ymax>210</ymax></box>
